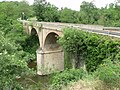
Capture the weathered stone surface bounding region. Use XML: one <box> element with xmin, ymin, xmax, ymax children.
<box><xmin>23</xmin><ymin>21</ymin><xmax>64</xmax><ymax>75</ymax></box>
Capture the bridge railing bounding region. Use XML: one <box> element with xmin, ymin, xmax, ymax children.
<box><xmin>103</xmin><ymin>27</ymin><xmax>120</xmax><ymax>31</ymax></box>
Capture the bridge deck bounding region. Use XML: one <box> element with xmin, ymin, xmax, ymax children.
<box><xmin>23</xmin><ymin>20</ymin><xmax>120</xmax><ymax>38</ymax></box>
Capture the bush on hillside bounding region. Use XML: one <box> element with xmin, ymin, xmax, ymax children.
<box><xmin>93</xmin><ymin>59</ymin><xmax>120</xmax><ymax>88</ymax></box>
<box><xmin>51</xmin><ymin>69</ymin><xmax>87</xmax><ymax>89</ymax></box>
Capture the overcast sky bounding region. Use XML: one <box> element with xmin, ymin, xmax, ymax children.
<box><xmin>0</xmin><ymin>0</ymin><xmax>117</xmax><ymax>11</ymax></box>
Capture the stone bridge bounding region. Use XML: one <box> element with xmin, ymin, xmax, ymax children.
<box><xmin>22</xmin><ymin>21</ymin><xmax>120</xmax><ymax>75</ymax></box>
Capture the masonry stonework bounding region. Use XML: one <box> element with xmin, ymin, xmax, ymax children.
<box><xmin>23</xmin><ymin>21</ymin><xmax>64</xmax><ymax>75</ymax></box>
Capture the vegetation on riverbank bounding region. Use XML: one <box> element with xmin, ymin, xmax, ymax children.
<box><xmin>51</xmin><ymin>60</ymin><xmax>120</xmax><ymax>90</ymax></box>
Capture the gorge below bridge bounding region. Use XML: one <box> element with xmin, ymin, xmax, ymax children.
<box><xmin>22</xmin><ymin>20</ymin><xmax>120</xmax><ymax>75</ymax></box>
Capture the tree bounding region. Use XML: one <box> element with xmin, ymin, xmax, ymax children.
<box><xmin>79</xmin><ymin>1</ymin><xmax>99</xmax><ymax>24</ymax></box>
<box><xmin>18</xmin><ymin>0</ymin><xmax>34</xmax><ymax>19</ymax></box>
<box><xmin>33</xmin><ymin>0</ymin><xmax>47</xmax><ymax>21</ymax></box>
<box><xmin>0</xmin><ymin>1</ymin><xmax>34</xmax><ymax>21</ymax></box>
<box><xmin>33</xmin><ymin>0</ymin><xmax>59</xmax><ymax>22</ymax></box>
<box><xmin>59</xmin><ymin>7</ymin><xmax>79</xmax><ymax>23</ymax></box>
<box><xmin>43</xmin><ymin>3</ymin><xmax>59</xmax><ymax>22</ymax></box>
<box><xmin>97</xmin><ymin>3</ymin><xmax>120</xmax><ymax>27</ymax></box>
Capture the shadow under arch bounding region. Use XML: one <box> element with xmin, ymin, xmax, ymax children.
<box><xmin>29</xmin><ymin>28</ymin><xmax>40</xmax><ymax>52</ymax></box>
<box><xmin>31</xmin><ymin>28</ymin><xmax>38</xmax><ymax>36</ymax></box>
<box><xmin>44</xmin><ymin>32</ymin><xmax>61</xmax><ymax>51</ymax></box>
<box><xmin>23</xmin><ymin>28</ymin><xmax>40</xmax><ymax>69</ymax></box>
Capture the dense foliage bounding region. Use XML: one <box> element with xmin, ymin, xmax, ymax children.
<box><xmin>94</xmin><ymin>59</ymin><xmax>120</xmax><ymax>88</ymax></box>
<box><xmin>59</xmin><ymin>8</ymin><xmax>78</xmax><ymax>23</ymax></box>
<box><xmin>0</xmin><ymin>1</ymin><xmax>34</xmax><ymax>20</ymax></box>
<box><xmin>33</xmin><ymin>0</ymin><xmax>120</xmax><ymax>27</ymax></box>
<box><xmin>51</xmin><ymin>69</ymin><xmax>86</xmax><ymax>89</ymax></box>
<box><xmin>33</xmin><ymin>0</ymin><xmax>59</xmax><ymax>22</ymax></box>
<box><xmin>0</xmin><ymin>31</ymin><xmax>33</xmax><ymax>89</ymax></box>
<box><xmin>0</xmin><ymin>1</ymin><xmax>37</xmax><ymax>61</ymax></box>
<box><xmin>59</xmin><ymin>28</ymin><xmax>120</xmax><ymax>71</ymax></box>
<box><xmin>0</xmin><ymin>1</ymin><xmax>36</xmax><ymax>89</ymax></box>
<box><xmin>51</xmin><ymin>60</ymin><xmax>120</xmax><ymax>89</ymax></box>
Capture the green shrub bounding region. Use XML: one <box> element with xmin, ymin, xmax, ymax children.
<box><xmin>93</xmin><ymin>59</ymin><xmax>120</xmax><ymax>88</ymax></box>
<box><xmin>51</xmin><ymin>68</ymin><xmax>87</xmax><ymax>89</ymax></box>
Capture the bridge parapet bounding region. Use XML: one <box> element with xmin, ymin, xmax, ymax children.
<box><xmin>24</xmin><ymin>21</ymin><xmax>42</xmax><ymax>28</ymax></box>
<box><xmin>103</xmin><ymin>27</ymin><xmax>120</xmax><ymax>31</ymax></box>
<box><xmin>36</xmin><ymin>22</ymin><xmax>104</xmax><ymax>31</ymax></box>
<box><xmin>23</xmin><ymin>21</ymin><xmax>120</xmax><ymax>38</ymax></box>
<box><xmin>23</xmin><ymin>21</ymin><xmax>105</xmax><ymax>31</ymax></box>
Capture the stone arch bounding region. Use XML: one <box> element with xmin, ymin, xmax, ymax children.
<box><xmin>44</xmin><ymin>32</ymin><xmax>61</xmax><ymax>51</ymax></box>
<box><xmin>27</xmin><ymin>28</ymin><xmax>40</xmax><ymax>69</ymax></box>
<box><xmin>30</xmin><ymin>28</ymin><xmax>40</xmax><ymax>46</ymax></box>
<box><xmin>31</xmin><ymin>28</ymin><xmax>37</xmax><ymax>35</ymax></box>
